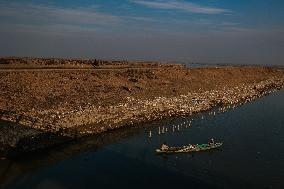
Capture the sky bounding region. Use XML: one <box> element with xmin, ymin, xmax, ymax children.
<box><xmin>0</xmin><ymin>0</ymin><xmax>284</xmax><ymax>65</ymax></box>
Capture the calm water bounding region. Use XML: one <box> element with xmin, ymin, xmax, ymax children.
<box><xmin>0</xmin><ymin>90</ymin><xmax>284</xmax><ymax>189</ymax></box>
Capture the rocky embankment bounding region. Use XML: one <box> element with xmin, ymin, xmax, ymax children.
<box><xmin>0</xmin><ymin>58</ymin><xmax>283</xmax><ymax>156</ymax></box>
<box><xmin>58</xmin><ymin>77</ymin><xmax>283</xmax><ymax>136</ymax></box>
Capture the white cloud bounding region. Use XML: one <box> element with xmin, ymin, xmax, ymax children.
<box><xmin>130</xmin><ymin>0</ymin><xmax>231</xmax><ymax>14</ymax></box>
<box><xmin>0</xmin><ymin>2</ymin><xmax>120</xmax><ymax>28</ymax></box>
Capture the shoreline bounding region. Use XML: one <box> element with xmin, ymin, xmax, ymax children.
<box><xmin>1</xmin><ymin>78</ymin><xmax>283</xmax><ymax>157</ymax></box>
<box><xmin>0</xmin><ymin>59</ymin><xmax>284</xmax><ymax>157</ymax></box>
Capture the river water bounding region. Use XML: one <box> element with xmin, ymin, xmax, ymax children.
<box><xmin>0</xmin><ymin>90</ymin><xmax>284</xmax><ymax>189</ymax></box>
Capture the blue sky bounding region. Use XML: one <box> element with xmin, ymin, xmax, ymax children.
<box><xmin>0</xmin><ymin>0</ymin><xmax>284</xmax><ymax>64</ymax></box>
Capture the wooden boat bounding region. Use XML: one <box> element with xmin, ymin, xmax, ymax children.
<box><xmin>156</xmin><ymin>142</ymin><xmax>223</xmax><ymax>154</ymax></box>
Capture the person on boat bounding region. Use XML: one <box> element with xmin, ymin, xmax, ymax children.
<box><xmin>189</xmin><ymin>144</ymin><xmax>195</xmax><ymax>149</ymax></box>
<box><xmin>161</xmin><ymin>142</ymin><xmax>169</xmax><ymax>151</ymax></box>
<box><xmin>209</xmin><ymin>138</ymin><xmax>215</xmax><ymax>145</ymax></box>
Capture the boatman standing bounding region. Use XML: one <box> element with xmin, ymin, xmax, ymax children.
<box><xmin>209</xmin><ymin>138</ymin><xmax>215</xmax><ymax>145</ymax></box>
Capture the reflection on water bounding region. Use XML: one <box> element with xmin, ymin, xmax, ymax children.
<box><xmin>1</xmin><ymin>90</ymin><xmax>284</xmax><ymax>189</ymax></box>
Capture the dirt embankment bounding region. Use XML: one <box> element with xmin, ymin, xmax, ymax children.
<box><xmin>0</xmin><ymin>58</ymin><xmax>284</xmax><ymax>156</ymax></box>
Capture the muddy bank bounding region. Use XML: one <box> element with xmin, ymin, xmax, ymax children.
<box><xmin>0</xmin><ymin>58</ymin><xmax>284</xmax><ymax>156</ymax></box>
<box><xmin>0</xmin><ymin>121</ymin><xmax>72</xmax><ymax>157</ymax></box>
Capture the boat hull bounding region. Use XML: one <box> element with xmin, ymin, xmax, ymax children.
<box><xmin>156</xmin><ymin>143</ymin><xmax>223</xmax><ymax>154</ymax></box>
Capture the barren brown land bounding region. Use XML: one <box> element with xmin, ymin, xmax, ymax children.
<box><xmin>0</xmin><ymin>57</ymin><xmax>284</xmax><ymax>157</ymax></box>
